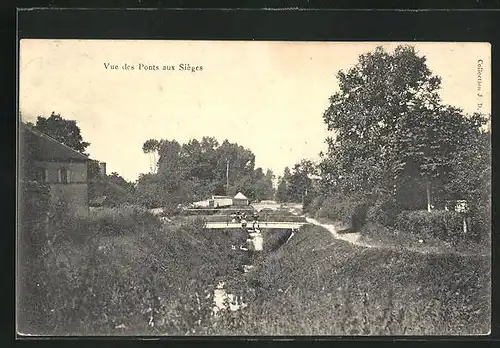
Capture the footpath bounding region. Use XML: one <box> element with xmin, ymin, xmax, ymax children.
<box><xmin>304</xmin><ymin>216</ymin><xmax>489</xmax><ymax>258</ymax></box>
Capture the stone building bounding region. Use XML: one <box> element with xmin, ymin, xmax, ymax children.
<box><xmin>20</xmin><ymin>122</ymin><xmax>90</xmax><ymax>216</ymax></box>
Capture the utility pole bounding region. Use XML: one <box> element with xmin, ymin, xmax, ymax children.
<box><xmin>226</xmin><ymin>160</ymin><xmax>230</xmax><ymax>196</ymax></box>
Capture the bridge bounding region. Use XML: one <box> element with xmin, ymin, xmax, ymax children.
<box><xmin>204</xmin><ymin>221</ymin><xmax>308</xmax><ymax>230</ymax></box>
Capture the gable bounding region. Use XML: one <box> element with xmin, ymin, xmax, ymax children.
<box><xmin>21</xmin><ymin>122</ymin><xmax>88</xmax><ymax>162</ymax></box>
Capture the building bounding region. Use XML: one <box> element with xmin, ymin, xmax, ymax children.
<box><xmin>233</xmin><ymin>192</ymin><xmax>249</xmax><ymax>206</ymax></box>
<box><xmin>210</xmin><ymin>195</ymin><xmax>233</xmax><ymax>208</ymax></box>
<box><xmin>20</xmin><ymin>122</ymin><xmax>90</xmax><ymax>216</ymax></box>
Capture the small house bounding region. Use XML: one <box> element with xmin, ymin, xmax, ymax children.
<box><xmin>20</xmin><ymin>122</ymin><xmax>90</xmax><ymax>216</ymax></box>
<box><xmin>211</xmin><ymin>195</ymin><xmax>233</xmax><ymax>208</ymax></box>
<box><xmin>233</xmin><ymin>192</ymin><xmax>249</xmax><ymax>206</ymax></box>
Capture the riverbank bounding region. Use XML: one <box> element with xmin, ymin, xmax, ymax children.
<box><xmin>214</xmin><ymin>224</ymin><xmax>491</xmax><ymax>335</ymax></box>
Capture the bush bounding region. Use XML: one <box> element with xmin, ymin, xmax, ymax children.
<box><xmin>316</xmin><ymin>193</ymin><xmax>371</xmax><ymax>230</ymax></box>
<box><xmin>468</xmin><ymin>201</ymin><xmax>491</xmax><ymax>243</ymax></box>
<box><xmin>264</xmin><ymin>229</ymin><xmax>293</xmax><ymax>252</ymax></box>
<box><xmin>87</xmin><ymin>204</ymin><xmax>162</xmax><ymax>237</ymax></box>
<box><xmin>305</xmin><ymin>195</ymin><xmax>325</xmax><ymax>215</ymax></box>
<box><xmin>395</xmin><ymin>210</ymin><xmax>465</xmax><ymax>243</ymax></box>
<box><xmin>366</xmin><ymin>196</ymin><xmax>403</xmax><ymax>227</ymax></box>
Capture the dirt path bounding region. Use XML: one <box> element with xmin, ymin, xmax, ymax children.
<box><xmin>304</xmin><ymin>217</ymin><xmax>373</xmax><ymax>248</ymax></box>
<box><xmin>304</xmin><ymin>216</ymin><xmax>489</xmax><ymax>258</ymax></box>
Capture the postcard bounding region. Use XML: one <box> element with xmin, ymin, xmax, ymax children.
<box><xmin>17</xmin><ymin>39</ymin><xmax>491</xmax><ymax>336</ymax></box>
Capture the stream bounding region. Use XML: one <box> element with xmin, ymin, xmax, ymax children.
<box><xmin>211</xmin><ymin>228</ymin><xmax>263</xmax><ymax>316</ymax></box>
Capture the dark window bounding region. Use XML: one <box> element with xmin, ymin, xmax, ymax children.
<box><xmin>58</xmin><ymin>168</ymin><xmax>69</xmax><ymax>183</ymax></box>
<box><xmin>35</xmin><ymin>168</ymin><xmax>47</xmax><ymax>183</ymax></box>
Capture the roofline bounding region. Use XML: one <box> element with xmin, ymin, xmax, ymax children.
<box><xmin>21</xmin><ymin>122</ymin><xmax>89</xmax><ymax>161</ymax></box>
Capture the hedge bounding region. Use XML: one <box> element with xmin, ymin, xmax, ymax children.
<box><xmin>316</xmin><ymin>193</ymin><xmax>371</xmax><ymax>230</ymax></box>
<box><xmin>365</xmin><ymin>196</ymin><xmax>403</xmax><ymax>227</ymax></box>
<box><xmin>395</xmin><ymin>210</ymin><xmax>465</xmax><ymax>243</ymax></box>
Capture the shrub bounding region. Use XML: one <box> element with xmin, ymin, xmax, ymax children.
<box><xmin>366</xmin><ymin>196</ymin><xmax>403</xmax><ymax>227</ymax></box>
<box><xmin>395</xmin><ymin>210</ymin><xmax>465</xmax><ymax>243</ymax></box>
<box><xmin>306</xmin><ymin>195</ymin><xmax>325</xmax><ymax>215</ymax></box>
<box><xmin>468</xmin><ymin>200</ymin><xmax>491</xmax><ymax>243</ymax></box>
<box><xmin>316</xmin><ymin>193</ymin><xmax>371</xmax><ymax>230</ymax></box>
<box><xmin>87</xmin><ymin>204</ymin><xmax>161</xmax><ymax>237</ymax></box>
<box><xmin>264</xmin><ymin>229</ymin><xmax>293</xmax><ymax>252</ymax></box>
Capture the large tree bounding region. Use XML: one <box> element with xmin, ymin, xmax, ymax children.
<box><xmin>32</xmin><ymin>112</ymin><xmax>90</xmax><ymax>154</ymax></box>
<box><xmin>321</xmin><ymin>45</ymin><xmax>487</xmax><ymax>210</ymax></box>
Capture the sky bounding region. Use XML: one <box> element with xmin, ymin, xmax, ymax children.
<box><xmin>19</xmin><ymin>40</ymin><xmax>491</xmax><ymax>182</ymax></box>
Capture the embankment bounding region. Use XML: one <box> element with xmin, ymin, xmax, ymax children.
<box><xmin>216</xmin><ymin>224</ymin><xmax>491</xmax><ymax>335</ymax></box>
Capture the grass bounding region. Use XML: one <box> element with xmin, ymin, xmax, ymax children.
<box><xmin>19</xmin><ymin>198</ymin><xmax>490</xmax><ymax>336</ymax></box>
<box><xmin>18</xmin><ymin>203</ymin><xmax>250</xmax><ymax>335</ymax></box>
<box><xmin>360</xmin><ymin>222</ymin><xmax>491</xmax><ymax>257</ymax></box>
<box><xmin>218</xmin><ymin>224</ymin><xmax>491</xmax><ymax>335</ymax></box>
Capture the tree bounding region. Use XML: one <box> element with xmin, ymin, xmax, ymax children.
<box><xmin>276</xmin><ymin>167</ymin><xmax>291</xmax><ymax>202</ymax></box>
<box><xmin>34</xmin><ymin>112</ymin><xmax>90</xmax><ymax>154</ymax></box>
<box><xmin>287</xmin><ymin>160</ymin><xmax>318</xmax><ymax>203</ymax></box>
<box><xmin>251</xmin><ymin>168</ymin><xmax>275</xmax><ymax>201</ymax></box>
<box><xmin>136</xmin><ymin>136</ymin><xmax>274</xmax><ymax>208</ymax></box>
<box><xmin>321</xmin><ymin>45</ymin><xmax>485</xmax><ymax>210</ymax></box>
<box><xmin>142</xmin><ymin>139</ymin><xmax>160</xmax><ymax>173</ymax></box>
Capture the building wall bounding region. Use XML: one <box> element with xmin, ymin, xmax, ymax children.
<box><xmin>35</xmin><ymin>161</ymin><xmax>87</xmax><ymax>183</ymax></box>
<box><xmin>34</xmin><ymin>160</ymin><xmax>89</xmax><ymax>216</ymax></box>
<box><xmin>233</xmin><ymin>199</ymin><xmax>249</xmax><ymax>206</ymax></box>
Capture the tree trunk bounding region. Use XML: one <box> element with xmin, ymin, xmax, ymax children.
<box><xmin>426</xmin><ymin>179</ymin><xmax>432</xmax><ymax>212</ymax></box>
<box><xmin>226</xmin><ymin>160</ymin><xmax>230</xmax><ymax>195</ymax></box>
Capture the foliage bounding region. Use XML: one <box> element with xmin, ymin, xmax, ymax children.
<box><xmin>32</xmin><ymin>112</ymin><xmax>90</xmax><ymax>154</ymax></box>
<box><xmin>276</xmin><ymin>160</ymin><xmax>319</xmax><ymax>203</ymax></box>
<box><xmin>85</xmin><ymin>205</ymin><xmax>162</xmax><ymax>237</ymax></box>
<box><xmin>221</xmin><ymin>225</ymin><xmax>490</xmax><ymax>335</ymax></box>
<box><xmin>89</xmin><ymin>172</ymin><xmax>136</xmax><ymax>207</ymax></box>
<box><xmin>315</xmin><ymin>193</ymin><xmax>371</xmax><ymax>229</ymax></box>
<box><xmin>365</xmin><ymin>195</ymin><xmax>404</xmax><ymax>227</ymax></box>
<box><xmin>320</xmin><ymin>45</ymin><xmax>490</xmax><ymax>211</ymax></box>
<box><xmin>304</xmin><ymin>194</ymin><xmax>326</xmax><ymax>215</ymax></box>
<box><xmin>17</xmin><ymin>189</ymin><xmax>251</xmax><ymax>335</ymax></box>
<box><xmin>135</xmin><ymin>137</ymin><xmax>275</xmax><ymax>209</ymax></box>
<box><xmin>263</xmin><ymin>229</ymin><xmax>293</xmax><ymax>252</ymax></box>
<box><xmin>395</xmin><ymin>210</ymin><xmax>466</xmax><ymax>244</ymax></box>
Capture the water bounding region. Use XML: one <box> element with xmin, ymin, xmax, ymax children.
<box><xmin>212</xmin><ymin>281</ymin><xmax>247</xmax><ymax>316</ymax></box>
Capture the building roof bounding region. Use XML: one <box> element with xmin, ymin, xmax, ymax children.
<box><xmin>234</xmin><ymin>192</ymin><xmax>248</xmax><ymax>199</ymax></box>
<box><xmin>21</xmin><ymin>122</ymin><xmax>89</xmax><ymax>162</ymax></box>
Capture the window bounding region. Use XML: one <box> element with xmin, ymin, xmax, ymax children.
<box><xmin>58</xmin><ymin>168</ymin><xmax>70</xmax><ymax>183</ymax></box>
<box><xmin>35</xmin><ymin>168</ymin><xmax>47</xmax><ymax>183</ymax></box>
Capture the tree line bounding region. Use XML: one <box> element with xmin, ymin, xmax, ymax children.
<box><xmin>137</xmin><ymin>137</ymin><xmax>275</xmax><ymax>209</ymax></box>
<box><xmin>318</xmin><ymin>45</ymin><xmax>490</xmax><ymax>211</ymax></box>
<box><xmin>23</xmin><ymin>113</ymin><xmax>276</xmax><ymax>210</ymax></box>
<box><xmin>285</xmin><ymin>45</ymin><xmax>490</xmax><ymax>239</ymax></box>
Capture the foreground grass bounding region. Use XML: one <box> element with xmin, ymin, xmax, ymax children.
<box><xmin>18</xmin><ymin>205</ymin><xmax>250</xmax><ymax>335</ymax></box>
<box><xmin>19</xmin><ymin>204</ymin><xmax>490</xmax><ymax>336</ymax></box>
<box><xmin>221</xmin><ymin>225</ymin><xmax>491</xmax><ymax>335</ymax></box>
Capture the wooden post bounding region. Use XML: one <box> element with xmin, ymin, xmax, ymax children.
<box><xmin>463</xmin><ymin>215</ymin><xmax>467</xmax><ymax>234</ymax></box>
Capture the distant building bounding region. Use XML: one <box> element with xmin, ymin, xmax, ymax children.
<box><xmin>210</xmin><ymin>195</ymin><xmax>233</xmax><ymax>208</ymax></box>
<box><xmin>20</xmin><ymin>122</ymin><xmax>90</xmax><ymax>216</ymax></box>
<box><xmin>233</xmin><ymin>192</ymin><xmax>249</xmax><ymax>206</ymax></box>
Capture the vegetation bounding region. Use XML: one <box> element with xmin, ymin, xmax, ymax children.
<box><xmin>18</xmin><ymin>44</ymin><xmax>491</xmax><ymax>336</ymax></box>
<box><xmin>218</xmin><ymin>225</ymin><xmax>490</xmax><ymax>335</ymax></box>
<box><xmin>136</xmin><ymin>137</ymin><xmax>275</xmax><ymax>210</ymax></box>
<box><xmin>27</xmin><ymin>112</ymin><xmax>90</xmax><ymax>154</ymax></box>
<box><xmin>276</xmin><ymin>160</ymin><xmax>319</xmax><ymax>204</ymax></box>
<box><xmin>17</xmin><ymin>190</ymin><xmax>251</xmax><ymax>335</ymax></box>
<box><xmin>301</xmin><ymin>45</ymin><xmax>491</xmax><ymax>247</ymax></box>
